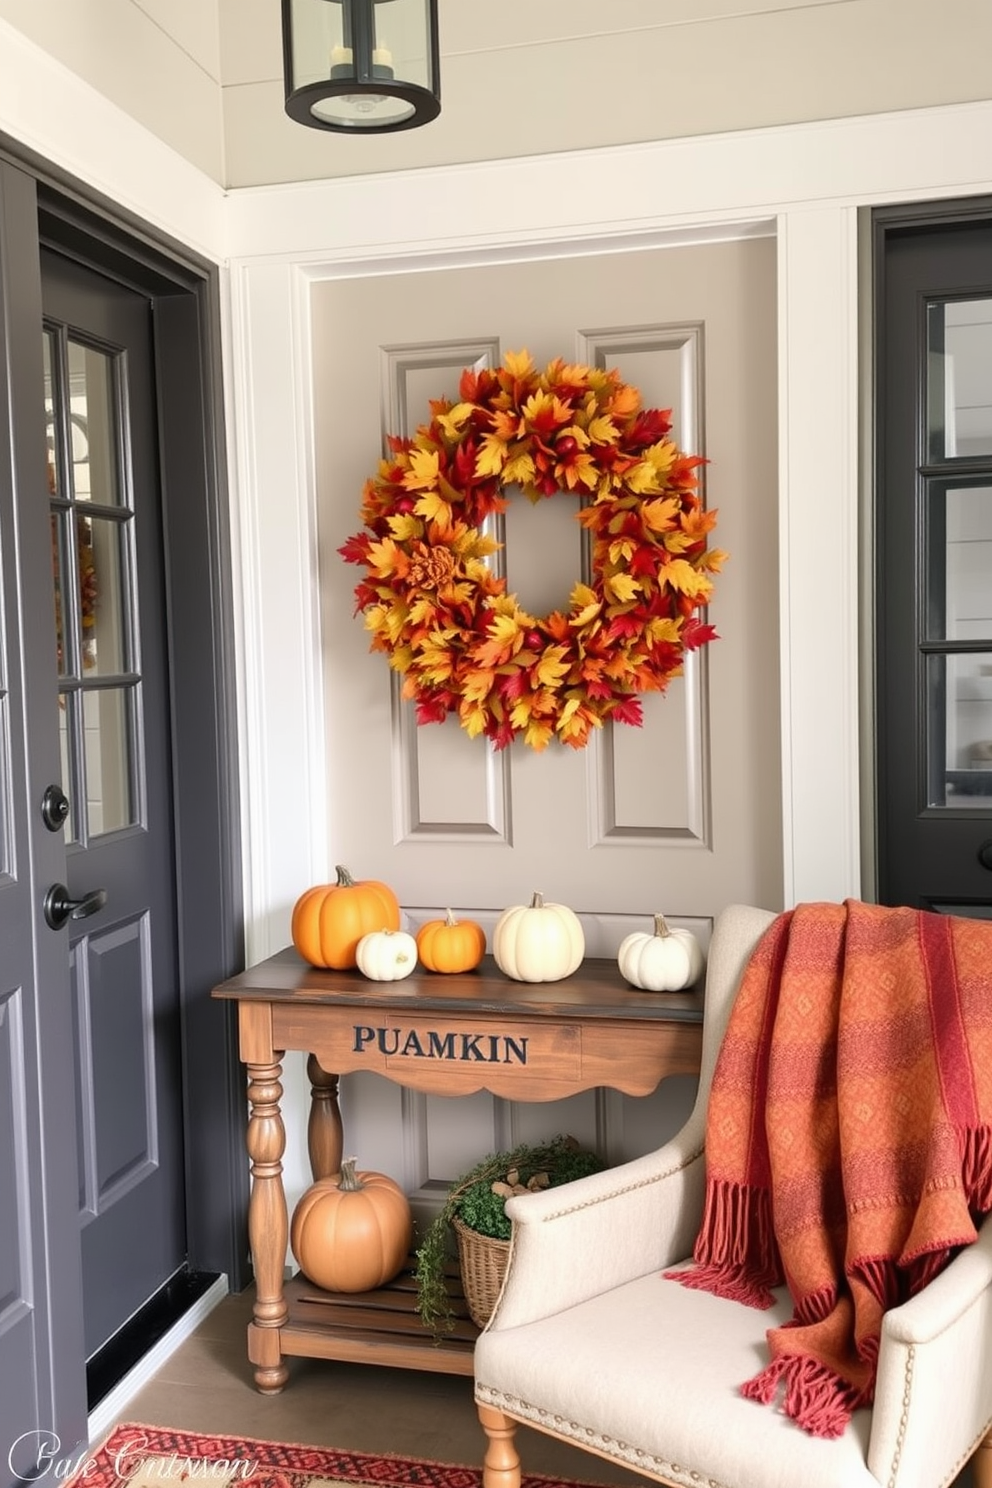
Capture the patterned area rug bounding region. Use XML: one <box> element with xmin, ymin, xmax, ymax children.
<box><xmin>67</xmin><ymin>1425</ymin><xmax>600</xmax><ymax>1488</ymax></box>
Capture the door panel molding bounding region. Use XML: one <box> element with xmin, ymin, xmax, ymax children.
<box><xmin>381</xmin><ymin>337</ymin><xmax>513</xmax><ymax>844</ymax></box>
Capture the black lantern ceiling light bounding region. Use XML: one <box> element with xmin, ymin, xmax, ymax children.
<box><xmin>282</xmin><ymin>0</ymin><xmax>440</xmax><ymax>134</ymax></box>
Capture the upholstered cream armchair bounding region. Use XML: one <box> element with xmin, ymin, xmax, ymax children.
<box><xmin>474</xmin><ymin>903</ymin><xmax>992</xmax><ymax>1488</ymax></box>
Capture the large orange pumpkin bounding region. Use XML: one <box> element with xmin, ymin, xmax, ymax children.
<box><xmin>292</xmin><ymin>865</ymin><xmax>400</xmax><ymax>969</ymax></box>
<box><xmin>416</xmin><ymin>909</ymin><xmax>486</xmax><ymax>974</ymax></box>
<box><xmin>290</xmin><ymin>1158</ymin><xmax>413</xmax><ymax>1293</ymax></box>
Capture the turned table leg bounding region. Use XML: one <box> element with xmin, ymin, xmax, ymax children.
<box><xmin>245</xmin><ymin>1056</ymin><xmax>289</xmax><ymax>1394</ymax></box>
<box><xmin>307</xmin><ymin>1053</ymin><xmax>343</xmax><ymax>1180</ymax></box>
<box><xmin>974</xmin><ymin>1431</ymin><xmax>992</xmax><ymax>1488</ymax></box>
<box><xmin>478</xmin><ymin>1404</ymin><xmax>521</xmax><ymax>1488</ymax></box>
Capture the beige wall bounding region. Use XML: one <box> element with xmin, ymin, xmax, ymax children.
<box><xmin>0</xmin><ymin>0</ymin><xmax>224</xmax><ymax>182</ymax></box>
<box><xmin>2</xmin><ymin>0</ymin><xmax>991</xmax><ymax>190</ymax></box>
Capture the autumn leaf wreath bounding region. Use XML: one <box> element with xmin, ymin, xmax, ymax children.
<box><xmin>339</xmin><ymin>350</ymin><xmax>726</xmax><ymax>752</ymax></box>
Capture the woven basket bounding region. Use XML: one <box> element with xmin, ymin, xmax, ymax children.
<box><xmin>453</xmin><ymin>1215</ymin><xmax>510</xmax><ymax>1328</ymax></box>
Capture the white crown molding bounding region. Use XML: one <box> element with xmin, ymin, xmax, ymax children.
<box><xmin>0</xmin><ymin>15</ymin><xmax>226</xmax><ymax>264</ymax></box>
<box><xmin>224</xmin><ymin>98</ymin><xmax>992</xmax><ymax>265</ymax></box>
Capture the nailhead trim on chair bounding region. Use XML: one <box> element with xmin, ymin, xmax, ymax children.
<box><xmin>538</xmin><ymin>1147</ymin><xmax>705</xmax><ymax>1223</ymax></box>
<box><xmin>885</xmin><ymin>1344</ymin><xmax>913</xmax><ymax>1488</ymax></box>
<box><xmin>475</xmin><ymin>1384</ymin><xmax>731</xmax><ymax>1488</ymax></box>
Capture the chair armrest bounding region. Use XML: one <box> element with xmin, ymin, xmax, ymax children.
<box><xmin>868</xmin><ymin>1213</ymin><xmax>992</xmax><ymax>1488</ymax></box>
<box><xmin>484</xmin><ymin>1111</ymin><xmax>706</xmax><ymax>1333</ymax></box>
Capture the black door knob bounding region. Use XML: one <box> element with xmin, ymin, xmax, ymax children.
<box><xmin>978</xmin><ymin>840</ymin><xmax>992</xmax><ymax>872</ymax></box>
<box><xmin>44</xmin><ymin>884</ymin><xmax>108</xmax><ymax>931</ymax></box>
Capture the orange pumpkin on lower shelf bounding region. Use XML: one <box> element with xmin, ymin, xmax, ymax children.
<box><xmin>416</xmin><ymin>909</ymin><xmax>486</xmax><ymax>973</ymax></box>
<box><xmin>290</xmin><ymin>1158</ymin><xmax>413</xmax><ymax>1293</ymax></box>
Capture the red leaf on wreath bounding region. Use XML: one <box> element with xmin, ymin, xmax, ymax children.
<box><xmin>681</xmin><ymin>619</ymin><xmax>720</xmax><ymax>651</ymax></box>
<box><xmin>625</xmin><ymin>409</ymin><xmax>673</xmax><ymax>448</ymax></box>
<box><xmin>610</xmin><ymin>697</ymin><xmax>645</xmax><ymax>728</ymax></box>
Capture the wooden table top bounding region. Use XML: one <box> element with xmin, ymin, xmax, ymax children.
<box><xmin>212</xmin><ymin>946</ymin><xmax>705</xmax><ymax>1025</ymax></box>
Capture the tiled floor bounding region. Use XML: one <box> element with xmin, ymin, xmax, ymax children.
<box><xmin>105</xmin><ymin>1285</ymin><xmax>646</xmax><ymax>1483</ymax></box>
<box><xmin>106</xmin><ymin>1284</ymin><xmax>979</xmax><ymax>1488</ymax></box>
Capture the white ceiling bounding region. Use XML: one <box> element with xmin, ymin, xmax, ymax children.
<box><xmin>218</xmin><ymin>0</ymin><xmax>992</xmax><ymax>189</ymax></box>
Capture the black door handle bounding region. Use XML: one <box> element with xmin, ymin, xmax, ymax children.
<box><xmin>44</xmin><ymin>883</ymin><xmax>108</xmax><ymax>931</ymax></box>
<box><xmin>978</xmin><ymin>840</ymin><xmax>992</xmax><ymax>872</ymax></box>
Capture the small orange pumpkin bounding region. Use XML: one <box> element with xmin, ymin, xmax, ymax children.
<box><xmin>292</xmin><ymin>865</ymin><xmax>400</xmax><ymax>970</ymax></box>
<box><xmin>290</xmin><ymin>1157</ymin><xmax>413</xmax><ymax>1293</ymax></box>
<box><xmin>416</xmin><ymin>909</ymin><xmax>486</xmax><ymax>974</ymax></box>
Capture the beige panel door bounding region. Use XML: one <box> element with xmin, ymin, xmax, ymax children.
<box><xmin>313</xmin><ymin>237</ymin><xmax>781</xmax><ymax>938</ymax></box>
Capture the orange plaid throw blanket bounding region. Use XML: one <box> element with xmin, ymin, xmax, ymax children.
<box><xmin>672</xmin><ymin>899</ymin><xmax>992</xmax><ymax>1437</ymax></box>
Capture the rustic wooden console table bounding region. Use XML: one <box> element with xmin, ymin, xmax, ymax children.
<box><xmin>212</xmin><ymin>948</ymin><xmax>705</xmax><ymax>1392</ymax></box>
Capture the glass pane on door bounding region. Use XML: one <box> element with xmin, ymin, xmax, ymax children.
<box><xmin>67</xmin><ymin>339</ymin><xmax>122</xmax><ymax>508</ymax></box>
<box><xmin>925</xmin><ymin>482</ymin><xmax>992</xmax><ymax>641</ymax></box>
<box><xmin>927</xmin><ymin>651</ymin><xmax>992</xmax><ymax>806</ymax></box>
<box><xmin>82</xmin><ymin>688</ymin><xmax>134</xmax><ymax>836</ymax></box>
<box><xmin>927</xmin><ymin>298</ymin><xmax>992</xmax><ymax>461</ymax></box>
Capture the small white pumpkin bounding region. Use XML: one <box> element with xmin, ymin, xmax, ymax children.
<box><xmin>355</xmin><ymin>928</ymin><xmax>418</xmax><ymax>981</ymax></box>
<box><xmin>493</xmin><ymin>891</ymin><xmax>584</xmax><ymax>983</ymax></box>
<box><xmin>617</xmin><ymin>914</ymin><xmax>704</xmax><ymax>992</ymax></box>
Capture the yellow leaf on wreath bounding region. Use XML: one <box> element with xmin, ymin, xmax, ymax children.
<box><xmin>402</xmin><ymin>447</ymin><xmax>440</xmax><ymax>491</ymax></box>
<box><xmin>503</xmin><ymin>349</ymin><xmax>535</xmax><ymax>380</ymax></box>
<box><xmin>535</xmin><ymin>646</ymin><xmax>570</xmax><ymax>687</ymax></box>
<box><xmin>414</xmin><ymin>490</ymin><xmax>453</xmax><ymax>526</ymax></box>
<box><xmin>366</xmin><ymin>537</ymin><xmax>401</xmax><ymax>578</ymax></box>
<box><xmin>608</xmin><ymin>539</ymin><xmax>635</xmax><ymax>566</ymax></box>
<box><xmin>647</xmin><ymin>617</ymin><xmax>684</xmax><ymax>644</ymax></box>
<box><xmin>387</xmin><ymin>513</ymin><xmax>423</xmax><ymax>543</ymax></box>
<box><xmin>644</xmin><ymin>439</ymin><xmax>677</xmax><ymax>475</ymax></box>
<box><xmin>625</xmin><ymin>462</ymin><xmax>664</xmax><ymax>496</ymax></box>
<box><xmin>503</xmin><ymin>450</ymin><xmax>536</xmax><ymax>486</ymax></box>
<box><xmin>489</xmin><ymin>612</ymin><xmax>526</xmax><ymax>647</ymax></box>
<box><xmin>408</xmin><ymin>597</ymin><xmax>437</xmax><ymax>628</ymax></box>
<box><xmin>435</xmin><ymin>402</ymin><xmax>475</xmax><ymax>440</ymax></box>
<box><xmin>605</xmin><ymin>572</ymin><xmax>640</xmax><ymax>605</ymax></box>
<box><xmin>564</xmin><ymin>454</ymin><xmax>599</xmax><ymax>490</ymax></box>
<box><xmin>460</xmin><ymin>669</ymin><xmax>497</xmax><ymax>703</ymax></box>
<box><xmin>524</xmin><ymin>719</ymin><xmax>554</xmax><ymax>752</ymax></box>
<box><xmin>585</xmin><ymin>415</ymin><xmax>617</xmax><ymax>446</ymax></box>
<box><xmin>660</xmin><ymin>530</ymin><xmax>696</xmax><ymax>554</ymax></box>
<box><xmin>640</xmin><ymin>497</ymin><xmax>680</xmax><ymax>534</ymax></box>
<box><xmin>458</xmin><ymin>700</ymin><xmax>490</xmax><ymax>739</ymax></box>
<box><xmin>475</xmin><ymin>433</ymin><xmax>508</xmax><ymax>478</ymax></box>
<box><xmin>661</xmin><ymin>559</ymin><xmax>714</xmax><ymax>598</ymax></box>
<box><xmin>569</xmin><ymin>595</ymin><xmax>602</xmax><ymax>628</ymax></box>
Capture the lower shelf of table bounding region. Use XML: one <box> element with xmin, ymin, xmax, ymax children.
<box><xmin>274</xmin><ymin>1261</ymin><xmax>478</xmax><ymax>1377</ymax></box>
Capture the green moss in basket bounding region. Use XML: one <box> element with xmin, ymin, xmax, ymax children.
<box><xmin>414</xmin><ymin>1135</ymin><xmax>604</xmax><ymax>1337</ymax></box>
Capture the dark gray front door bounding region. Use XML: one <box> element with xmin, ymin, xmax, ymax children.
<box><xmin>0</xmin><ymin>163</ymin><xmax>88</xmax><ymax>1488</ymax></box>
<box><xmin>41</xmin><ymin>249</ymin><xmax>187</xmax><ymax>1357</ymax></box>
<box><xmin>874</xmin><ymin>203</ymin><xmax>992</xmax><ymax>914</ymax></box>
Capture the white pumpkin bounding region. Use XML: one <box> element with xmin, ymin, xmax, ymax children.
<box><xmin>493</xmin><ymin>891</ymin><xmax>584</xmax><ymax>983</ymax></box>
<box><xmin>617</xmin><ymin>914</ymin><xmax>704</xmax><ymax>992</ymax></box>
<box><xmin>355</xmin><ymin>928</ymin><xmax>418</xmax><ymax>981</ymax></box>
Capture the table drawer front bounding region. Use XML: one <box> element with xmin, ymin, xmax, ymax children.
<box><xmin>273</xmin><ymin>1007</ymin><xmax>580</xmax><ymax>1091</ymax></box>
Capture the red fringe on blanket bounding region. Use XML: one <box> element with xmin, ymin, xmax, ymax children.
<box><xmin>740</xmin><ymin>1352</ymin><xmax>870</xmax><ymax>1439</ymax></box>
<box><xmin>664</xmin><ymin>1178</ymin><xmax>781</xmax><ymax>1309</ymax></box>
